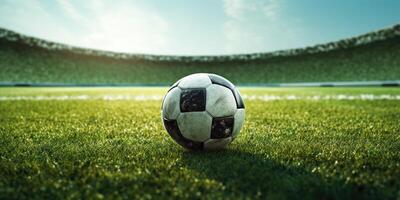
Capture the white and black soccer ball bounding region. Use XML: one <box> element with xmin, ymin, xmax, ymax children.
<box><xmin>161</xmin><ymin>73</ymin><xmax>245</xmax><ymax>150</ymax></box>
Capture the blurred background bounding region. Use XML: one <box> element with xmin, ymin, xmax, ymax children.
<box><xmin>0</xmin><ymin>0</ymin><xmax>399</xmax><ymax>85</ymax></box>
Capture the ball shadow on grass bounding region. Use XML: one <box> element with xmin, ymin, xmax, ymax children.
<box><xmin>180</xmin><ymin>149</ymin><xmax>380</xmax><ymax>199</ymax></box>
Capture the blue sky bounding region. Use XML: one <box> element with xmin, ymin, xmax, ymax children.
<box><xmin>0</xmin><ymin>0</ymin><xmax>399</xmax><ymax>55</ymax></box>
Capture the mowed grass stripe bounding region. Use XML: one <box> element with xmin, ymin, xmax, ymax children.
<box><xmin>0</xmin><ymin>87</ymin><xmax>399</xmax><ymax>199</ymax></box>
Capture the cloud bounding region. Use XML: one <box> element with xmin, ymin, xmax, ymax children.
<box><xmin>56</xmin><ymin>0</ymin><xmax>83</xmax><ymax>21</ymax></box>
<box><xmin>224</xmin><ymin>0</ymin><xmax>279</xmax><ymax>20</ymax></box>
<box><xmin>68</xmin><ymin>1</ymin><xmax>169</xmax><ymax>53</ymax></box>
<box><xmin>0</xmin><ymin>0</ymin><xmax>75</xmax><ymax>43</ymax></box>
<box><xmin>0</xmin><ymin>0</ymin><xmax>303</xmax><ymax>54</ymax></box>
<box><xmin>0</xmin><ymin>0</ymin><xmax>169</xmax><ymax>54</ymax></box>
<box><xmin>223</xmin><ymin>0</ymin><xmax>302</xmax><ymax>53</ymax></box>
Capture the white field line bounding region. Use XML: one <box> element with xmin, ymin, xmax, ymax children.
<box><xmin>0</xmin><ymin>95</ymin><xmax>163</xmax><ymax>101</ymax></box>
<box><xmin>0</xmin><ymin>94</ymin><xmax>400</xmax><ymax>101</ymax></box>
<box><xmin>242</xmin><ymin>94</ymin><xmax>400</xmax><ymax>101</ymax></box>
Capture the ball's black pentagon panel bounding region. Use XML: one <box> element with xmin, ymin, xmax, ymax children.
<box><xmin>180</xmin><ymin>89</ymin><xmax>206</xmax><ymax>112</ymax></box>
<box><xmin>208</xmin><ymin>74</ymin><xmax>245</xmax><ymax>109</ymax></box>
<box><xmin>211</xmin><ymin>116</ymin><xmax>234</xmax><ymax>139</ymax></box>
<box><xmin>163</xmin><ymin>119</ymin><xmax>203</xmax><ymax>150</ymax></box>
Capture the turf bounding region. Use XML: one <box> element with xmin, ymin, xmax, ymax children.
<box><xmin>0</xmin><ymin>87</ymin><xmax>399</xmax><ymax>199</ymax></box>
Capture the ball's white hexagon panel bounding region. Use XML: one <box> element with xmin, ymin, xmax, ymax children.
<box><xmin>162</xmin><ymin>87</ymin><xmax>182</xmax><ymax>120</ymax></box>
<box><xmin>206</xmin><ymin>84</ymin><xmax>237</xmax><ymax>117</ymax></box>
<box><xmin>178</xmin><ymin>73</ymin><xmax>212</xmax><ymax>89</ymax></box>
<box><xmin>232</xmin><ymin>109</ymin><xmax>245</xmax><ymax>138</ymax></box>
<box><xmin>203</xmin><ymin>137</ymin><xmax>232</xmax><ymax>150</ymax></box>
<box><xmin>177</xmin><ymin>112</ymin><xmax>212</xmax><ymax>142</ymax></box>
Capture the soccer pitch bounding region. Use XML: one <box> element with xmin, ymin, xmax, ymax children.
<box><xmin>0</xmin><ymin>87</ymin><xmax>399</xmax><ymax>199</ymax></box>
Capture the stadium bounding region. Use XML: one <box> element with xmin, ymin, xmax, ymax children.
<box><xmin>0</xmin><ymin>1</ymin><xmax>399</xmax><ymax>199</ymax></box>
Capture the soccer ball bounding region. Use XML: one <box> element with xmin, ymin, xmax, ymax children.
<box><xmin>161</xmin><ymin>73</ymin><xmax>245</xmax><ymax>150</ymax></box>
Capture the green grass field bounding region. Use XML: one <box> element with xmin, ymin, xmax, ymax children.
<box><xmin>0</xmin><ymin>87</ymin><xmax>399</xmax><ymax>199</ymax></box>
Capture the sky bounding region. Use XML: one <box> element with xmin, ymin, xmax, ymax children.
<box><xmin>0</xmin><ymin>0</ymin><xmax>399</xmax><ymax>55</ymax></box>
